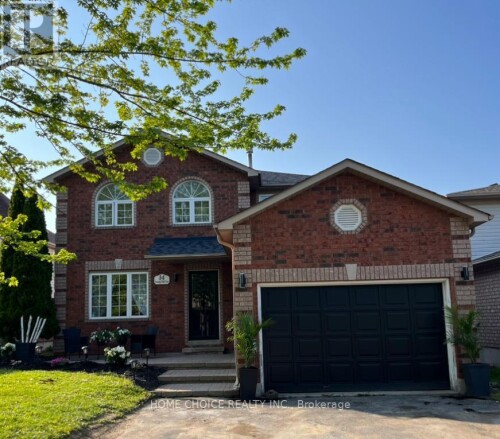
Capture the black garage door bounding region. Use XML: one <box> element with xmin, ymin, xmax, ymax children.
<box><xmin>262</xmin><ymin>283</ymin><xmax>450</xmax><ymax>392</ymax></box>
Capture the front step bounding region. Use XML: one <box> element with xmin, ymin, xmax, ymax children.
<box><xmin>153</xmin><ymin>382</ymin><xmax>238</xmax><ymax>398</ymax></box>
<box><xmin>157</xmin><ymin>354</ymin><xmax>234</xmax><ymax>369</ymax></box>
<box><xmin>182</xmin><ymin>346</ymin><xmax>224</xmax><ymax>354</ymax></box>
<box><xmin>159</xmin><ymin>368</ymin><xmax>236</xmax><ymax>383</ymax></box>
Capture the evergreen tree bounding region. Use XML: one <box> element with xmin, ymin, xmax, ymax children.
<box><xmin>0</xmin><ymin>184</ymin><xmax>59</xmax><ymax>340</ymax></box>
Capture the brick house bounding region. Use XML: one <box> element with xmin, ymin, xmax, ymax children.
<box><xmin>448</xmin><ymin>185</ymin><xmax>500</xmax><ymax>366</ymax></box>
<box><xmin>45</xmin><ymin>141</ymin><xmax>490</xmax><ymax>393</ymax></box>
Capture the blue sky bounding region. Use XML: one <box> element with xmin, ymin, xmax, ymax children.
<box><xmin>12</xmin><ymin>1</ymin><xmax>500</xmax><ymax>229</ymax></box>
<box><xmin>219</xmin><ymin>0</ymin><xmax>500</xmax><ymax>193</ymax></box>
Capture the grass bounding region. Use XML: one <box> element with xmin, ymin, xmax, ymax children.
<box><xmin>0</xmin><ymin>369</ymin><xmax>149</xmax><ymax>439</ymax></box>
<box><xmin>491</xmin><ymin>367</ymin><xmax>500</xmax><ymax>401</ymax></box>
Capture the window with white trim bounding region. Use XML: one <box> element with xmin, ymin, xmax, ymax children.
<box><xmin>89</xmin><ymin>272</ymin><xmax>149</xmax><ymax>319</ymax></box>
<box><xmin>95</xmin><ymin>184</ymin><xmax>134</xmax><ymax>227</ymax></box>
<box><xmin>173</xmin><ymin>180</ymin><xmax>211</xmax><ymax>224</ymax></box>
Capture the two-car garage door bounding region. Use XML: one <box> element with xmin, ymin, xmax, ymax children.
<box><xmin>261</xmin><ymin>283</ymin><xmax>450</xmax><ymax>392</ymax></box>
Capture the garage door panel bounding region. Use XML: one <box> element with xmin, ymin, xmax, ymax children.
<box><xmin>415</xmin><ymin>335</ymin><xmax>445</xmax><ymax>356</ymax></box>
<box><xmin>324</xmin><ymin>312</ymin><xmax>350</xmax><ymax>332</ymax></box>
<box><xmin>386</xmin><ymin>336</ymin><xmax>412</xmax><ymax>356</ymax></box>
<box><xmin>294</xmin><ymin>288</ymin><xmax>320</xmax><ymax>309</ymax></box>
<box><xmin>266</xmin><ymin>339</ymin><xmax>293</xmax><ymax>361</ymax></box>
<box><xmin>297</xmin><ymin>363</ymin><xmax>324</xmax><ymax>383</ymax></box>
<box><xmin>323</xmin><ymin>287</ymin><xmax>350</xmax><ymax>308</ymax></box>
<box><xmin>354</xmin><ymin>287</ymin><xmax>379</xmax><ymax>307</ymax></box>
<box><xmin>415</xmin><ymin>310</ymin><xmax>443</xmax><ymax>331</ymax></box>
<box><xmin>416</xmin><ymin>361</ymin><xmax>448</xmax><ymax>381</ymax></box>
<box><xmin>388</xmin><ymin>362</ymin><xmax>414</xmax><ymax>381</ymax></box>
<box><xmin>383</xmin><ymin>285</ymin><xmax>410</xmax><ymax>306</ymax></box>
<box><xmin>353</xmin><ymin>312</ymin><xmax>381</xmax><ymax>331</ymax></box>
<box><xmin>326</xmin><ymin>363</ymin><xmax>354</xmax><ymax>383</ymax></box>
<box><xmin>356</xmin><ymin>337</ymin><xmax>383</xmax><ymax>357</ymax></box>
<box><xmin>412</xmin><ymin>284</ymin><xmax>442</xmax><ymax>307</ymax></box>
<box><xmin>262</xmin><ymin>284</ymin><xmax>450</xmax><ymax>392</ymax></box>
<box><xmin>268</xmin><ymin>364</ymin><xmax>294</xmax><ymax>383</ymax></box>
<box><xmin>384</xmin><ymin>311</ymin><xmax>411</xmax><ymax>331</ymax></box>
<box><xmin>295</xmin><ymin>313</ymin><xmax>321</xmax><ymax>333</ymax></box>
<box><xmin>264</xmin><ymin>313</ymin><xmax>292</xmax><ymax>337</ymax></box>
<box><xmin>356</xmin><ymin>362</ymin><xmax>385</xmax><ymax>382</ymax></box>
<box><xmin>325</xmin><ymin>337</ymin><xmax>352</xmax><ymax>358</ymax></box>
<box><xmin>295</xmin><ymin>338</ymin><xmax>322</xmax><ymax>359</ymax></box>
<box><xmin>263</xmin><ymin>290</ymin><xmax>291</xmax><ymax>311</ymax></box>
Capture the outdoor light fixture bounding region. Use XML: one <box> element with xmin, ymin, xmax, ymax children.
<box><xmin>461</xmin><ymin>266</ymin><xmax>470</xmax><ymax>281</ymax></box>
<box><xmin>144</xmin><ymin>348</ymin><xmax>150</xmax><ymax>365</ymax></box>
<box><xmin>82</xmin><ymin>346</ymin><xmax>88</xmax><ymax>362</ymax></box>
<box><xmin>239</xmin><ymin>272</ymin><xmax>246</xmax><ymax>288</ymax></box>
<box><xmin>35</xmin><ymin>345</ymin><xmax>42</xmax><ymax>356</ymax></box>
<box><xmin>130</xmin><ymin>359</ymin><xmax>138</xmax><ymax>381</ymax></box>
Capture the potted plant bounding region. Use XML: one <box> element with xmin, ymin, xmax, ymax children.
<box><xmin>445</xmin><ymin>306</ymin><xmax>490</xmax><ymax>397</ymax></box>
<box><xmin>226</xmin><ymin>312</ymin><xmax>273</xmax><ymax>401</ymax></box>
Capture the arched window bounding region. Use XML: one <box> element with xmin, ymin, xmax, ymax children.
<box><xmin>95</xmin><ymin>184</ymin><xmax>134</xmax><ymax>227</ymax></box>
<box><xmin>173</xmin><ymin>180</ymin><xmax>211</xmax><ymax>224</ymax></box>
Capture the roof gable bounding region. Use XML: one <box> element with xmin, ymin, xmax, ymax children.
<box><xmin>43</xmin><ymin>136</ymin><xmax>258</xmax><ymax>183</ymax></box>
<box><xmin>215</xmin><ymin>159</ymin><xmax>491</xmax><ymax>235</ymax></box>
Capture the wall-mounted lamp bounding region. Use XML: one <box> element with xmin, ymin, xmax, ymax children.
<box><xmin>461</xmin><ymin>266</ymin><xmax>470</xmax><ymax>281</ymax></box>
<box><xmin>239</xmin><ymin>272</ymin><xmax>246</xmax><ymax>288</ymax></box>
<box><xmin>173</xmin><ymin>273</ymin><xmax>179</xmax><ymax>283</ymax></box>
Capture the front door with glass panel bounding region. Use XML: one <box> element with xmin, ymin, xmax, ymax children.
<box><xmin>189</xmin><ymin>271</ymin><xmax>219</xmax><ymax>340</ymax></box>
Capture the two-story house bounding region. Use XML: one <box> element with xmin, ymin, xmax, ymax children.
<box><xmin>448</xmin><ymin>184</ymin><xmax>500</xmax><ymax>365</ymax></box>
<box><xmin>45</xmin><ymin>139</ymin><xmax>490</xmax><ymax>393</ymax></box>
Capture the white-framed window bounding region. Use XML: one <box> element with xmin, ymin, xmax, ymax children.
<box><xmin>173</xmin><ymin>180</ymin><xmax>212</xmax><ymax>224</ymax></box>
<box><xmin>89</xmin><ymin>272</ymin><xmax>149</xmax><ymax>319</ymax></box>
<box><xmin>95</xmin><ymin>184</ymin><xmax>134</xmax><ymax>227</ymax></box>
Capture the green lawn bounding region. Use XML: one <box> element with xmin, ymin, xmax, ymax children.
<box><xmin>0</xmin><ymin>370</ymin><xmax>149</xmax><ymax>439</ymax></box>
<box><xmin>492</xmin><ymin>367</ymin><xmax>500</xmax><ymax>401</ymax></box>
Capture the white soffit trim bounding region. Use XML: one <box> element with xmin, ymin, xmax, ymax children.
<box><xmin>216</xmin><ymin>159</ymin><xmax>492</xmax><ymax>230</ymax></box>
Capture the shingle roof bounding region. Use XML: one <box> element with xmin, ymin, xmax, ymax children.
<box><xmin>448</xmin><ymin>183</ymin><xmax>500</xmax><ymax>199</ymax></box>
<box><xmin>258</xmin><ymin>170</ymin><xmax>309</xmax><ymax>187</ymax></box>
<box><xmin>146</xmin><ymin>236</ymin><xmax>227</xmax><ymax>259</ymax></box>
<box><xmin>473</xmin><ymin>250</ymin><xmax>500</xmax><ymax>265</ymax></box>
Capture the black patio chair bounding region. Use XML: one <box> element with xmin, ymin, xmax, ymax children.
<box><xmin>130</xmin><ymin>326</ymin><xmax>158</xmax><ymax>356</ymax></box>
<box><xmin>63</xmin><ymin>327</ymin><xmax>88</xmax><ymax>359</ymax></box>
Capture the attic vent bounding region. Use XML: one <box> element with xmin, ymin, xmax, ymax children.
<box><xmin>143</xmin><ymin>147</ymin><xmax>162</xmax><ymax>166</ymax></box>
<box><xmin>334</xmin><ymin>205</ymin><xmax>362</xmax><ymax>231</ymax></box>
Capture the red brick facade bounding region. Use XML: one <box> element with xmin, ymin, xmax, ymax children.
<box><xmin>54</xmin><ymin>146</ymin><xmax>249</xmax><ymax>353</ymax></box>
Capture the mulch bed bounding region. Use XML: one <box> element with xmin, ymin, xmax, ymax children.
<box><xmin>0</xmin><ymin>357</ymin><xmax>166</xmax><ymax>391</ymax></box>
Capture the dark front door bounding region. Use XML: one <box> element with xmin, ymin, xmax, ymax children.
<box><xmin>189</xmin><ymin>271</ymin><xmax>219</xmax><ymax>340</ymax></box>
<box><xmin>262</xmin><ymin>283</ymin><xmax>450</xmax><ymax>392</ymax></box>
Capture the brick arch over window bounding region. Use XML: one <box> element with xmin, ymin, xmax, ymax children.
<box><xmin>92</xmin><ymin>182</ymin><xmax>135</xmax><ymax>228</ymax></box>
<box><xmin>170</xmin><ymin>177</ymin><xmax>214</xmax><ymax>225</ymax></box>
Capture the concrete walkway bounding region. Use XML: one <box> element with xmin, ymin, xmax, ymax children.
<box><xmin>91</xmin><ymin>395</ymin><xmax>500</xmax><ymax>439</ymax></box>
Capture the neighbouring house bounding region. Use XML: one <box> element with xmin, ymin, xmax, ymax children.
<box><xmin>448</xmin><ymin>184</ymin><xmax>500</xmax><ymax>366</ymax></box>
<box><xmin>44</xmin><ymin>141</ymin><xmax>490</xmax><ymax>394</ymax></box>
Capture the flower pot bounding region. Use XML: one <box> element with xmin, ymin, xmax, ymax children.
<box><xmin>239</xmin><ymin>367</ymin><xmax>259</xmax><ymax>401</ymax></box>
<box><xmin>463</xmin><ymin>363</ymin><xmax>490</xmax><ymax>397</ymax></box>
<box><xmin>15</xmin><ymin>342</ymin><xmax>36</xmax><ymax>363</ymax></box>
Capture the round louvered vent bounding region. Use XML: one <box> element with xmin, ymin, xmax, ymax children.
<box><xmin>143</xmin><ymin>147</ymin><xmax>162</xmax><ymax>166</ymax></box>
<box><xmin>334</xmin><ymin>204</ymin><xmax>362</xmax><ymax>231</ymax></box>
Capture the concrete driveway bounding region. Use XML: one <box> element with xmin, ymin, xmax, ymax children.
<box><xmin>93</xmin><ymin>395</ymin><xmax>500</xmax><ymax>439</ymax></box>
